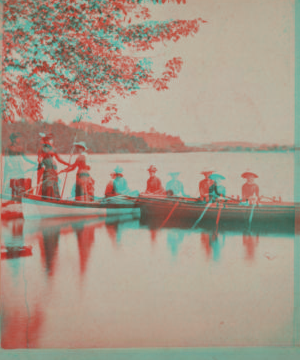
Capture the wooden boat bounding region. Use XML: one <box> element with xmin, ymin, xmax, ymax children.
<box><xmin>135</xmin><ymin>195</ymin><xmax>297</xmax><ymax>230</ymax></box>
<box><xmin>20</xmin><ymin>194</ymin><xmax>140</xmax><ymax>220</ymax></box>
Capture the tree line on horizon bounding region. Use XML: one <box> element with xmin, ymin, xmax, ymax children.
<box><xmin>2</xmin><ymin>121</ymin><xmax>190</xmax><ymax>154</ymax></box>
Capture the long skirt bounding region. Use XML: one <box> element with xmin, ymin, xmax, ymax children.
<box><xmin>42</xmin><ymin>170</ymin><xmax>60</xmax><ymax>199</ymax></box>
<box><xmin>75</xmin><ymin>173</ymin><xmax>95</xmax><ymax>202</ymax></box>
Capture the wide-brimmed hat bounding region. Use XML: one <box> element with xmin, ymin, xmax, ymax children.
<box><xmin>147</xmin><ymin>165</ymin><xmax>157</xmax><ymax>172</ymax></box>
<box><xmin>168</xmin><ymin>172</ymin><xmax>180</xmax><ymax>177</ymax></box>
<box><xmin>9</xmin><ymin>132</ymin><xmax>21</xmax><ymax>142</ymax></box>
<box><xmin>74</xmin><ymin>141</ymin><xmax>87</xmax><ymax>151</ymax></box>
<box><xmin>114</xmin><ymin>165</ymin><xmax>123</xmax><ymax>174</ymax></box>
<box><xmin>241</xmin><ymin>171</ymin><xmax>258</xmax><ymax>179</ymax></box>
<box><xmin>209</xmin><ymin>173</ymin><xmax>225</xmax><ymax>181</ymax></box>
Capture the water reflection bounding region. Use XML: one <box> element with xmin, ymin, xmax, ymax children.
<box><xmin>200</xmin><ymin>231</ymin><xmax>225</xmax><ymax>262</ymax></box>
<box><xmin>0</xmin><ymin>211</ymin><xmax>295</xmax><ymax>348</ymax></box>
<box><xmin>74</xmin><ymin>224</ymin><xmax>96</xmax><ymax>278</ymax></box>
<box><xmin>243</xmin><ymin>232</ymin><xmax>259</xmax><ymax>262</ymax></box>
<box><xmin>167</xmin><ymin>229</ymin><xmax>184</xmax><ymax>257</ymax></box>
<box><xmin>40</xmin><ymin>227</ymin><xmax>60</xmax><ymax>278</ymax></box>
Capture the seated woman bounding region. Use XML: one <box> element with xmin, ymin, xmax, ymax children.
<box><xmin>241</xmin><ymin>171</ymin><xmax>259</xmax><ymax>204</ymax></box>
<box><xmin>59</xmin><ymin>141</ymin><xmax>95</xmax><ymax>201</ymax></box>
<box><xmin>208</xmin><ymin>173</ymin><xmax>226</xmax><ymax>201</ymax></box>
<box><xmin>144</xmin><ymin>165</ymin><xmax>165</xmax><ymax>195</ymax></box>
<box><xmin>199</xmin><ymin>170</ymin><xmax>214</xmax><ymax>201</ymax></box>
<box><xmin>113</xmin><ymin>166</ymin><xmax>129</xmax><ymax>195</ymax></box>
<box><xmin>104</xmin><ymin>172</ymin><xmax>116</xmax><ymax>197</ymax></box>
<box><xmin>112</xmin><ymin>166</ymin><xmax>139</xmax><ymax>196</ymax></box>
<box><xmin>166</xmin><ymin>172</ymin><xmax>189</xmax><ymax>197</ymax></box>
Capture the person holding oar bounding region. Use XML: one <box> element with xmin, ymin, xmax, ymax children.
<box><xmin>208</xmin><ymin>173</ymin><xmax>226</xmax><ymax>201</ymax></box>
<box><xmin>241</xmin><ymin>172</ymin><xmax>259</xmax><ymax>204</ymax></box>
<box><xmin>38</xmin><ymin>141</ymin><xmax>69</xmax><ymax>199</ymax></box>
<box><xmin>58</xmin><ymin>141</ymin><xmax>95</xmax><ymax>201</ymax></box>
<box><xmin>36</xmin><ymin>133</ymin><xmax>54</xmax><ymax>195</ymax></box>
<box><xmin>199</xmin><ymin>170</ymin><xmax>214</xmax><ymax>201</ymax></box>
<box><xmin>104</xmin><ymin>171</ymin><xmax>116</xmax><ymax>197</ymax></box>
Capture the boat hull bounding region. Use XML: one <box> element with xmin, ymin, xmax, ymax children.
<box><xmin>21</xmin><ymin>195</ymin><xmax>140</xmax><ymax>220</ymax></box>
<box><xmin>137</xmin><ymin>196</ymin><xmax>296</xmax><ymax>230</ymax></box>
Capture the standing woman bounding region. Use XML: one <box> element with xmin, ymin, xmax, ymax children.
<box><xmin>38</xmin><ymin>140</ymin><xmax>69</xmax><ymax>199</ymax></box>
<box><xmin>3</xmin><ymin>132</ymin><xmax>36</xmax><ymax>199</ymax></box>
<box><xmin>59</xmin><ymin>141</ymin><xmax>95</xmax><ymax>202</ymax></box>
<box><xmin>36</xmin><ymin>133</ymin><xmax>54</xmax><ymax>195</ymax></box>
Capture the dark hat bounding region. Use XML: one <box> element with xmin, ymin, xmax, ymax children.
<box><xmin>209</xmin><ymin>173</ymin><xmax>225</xmax><ymax>181</ymax></box>
<box><xmin>241</xmin><ymin>172</ymin><xmax>258</xmax><ymax>179</ymax></box>
<box><xmin>147</xmin><ymin>165</ymin><xmax>157</xmax><ymax>172</ymax></box>
<box><xmin>9</xmin><ymin>132</ymin><xmax>21</xmax><ymax>142</ymax></box>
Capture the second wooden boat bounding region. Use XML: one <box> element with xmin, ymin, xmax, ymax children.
<box><xmin>21</xmin><ymin>194</ymin><xmax>140</xmax><ymax>220</ymax></box>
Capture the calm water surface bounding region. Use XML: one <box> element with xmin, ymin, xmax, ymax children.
<box><xmin>0</xmin><ymin>153</ymin><xmax>296</xmax><ymax>348</ymax></box>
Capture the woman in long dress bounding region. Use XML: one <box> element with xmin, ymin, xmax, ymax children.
<box><xmin>3</xmin><ymin>132</ymin><xmax>36</xmax><ymax>199</ymax></box>
<box><xmin>59</xmin><ymin>142</ymin><xmax>95</xmax><ymax>201</ymax></box>
<box><xmin>38</xmin><ymin>142</ymin><xmax>69</xmax><ymax>199</ymax></box>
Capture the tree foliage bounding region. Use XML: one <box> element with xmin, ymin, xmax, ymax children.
<box><xmin>3</xmin><ymin>0</ymin><xmax>205</xmax><ymax>123</ymax></box>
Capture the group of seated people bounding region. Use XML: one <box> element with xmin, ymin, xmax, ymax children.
<box><xmin>104</xmin><ymin>164</ymin><xmax>260</xmax><ymax>204</ymax></box>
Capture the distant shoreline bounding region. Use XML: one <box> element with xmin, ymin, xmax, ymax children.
<box><xmin>2</xmin><ymin>121</ymin><xmax>295</xmax><ymax>154</ymax></box>
<box><xmin>5</xmin><ymin>149</ymin><xmax>295</xmax><ymax>156</ymax></box>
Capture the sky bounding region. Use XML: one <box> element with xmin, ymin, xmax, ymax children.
<box><xmin>43</xmin><ymin>0</ymin><xmax>295</xmax><ymax>145</ymax></box>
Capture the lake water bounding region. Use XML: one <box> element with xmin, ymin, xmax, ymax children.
<box><xmin>0</xmin><ymin>152</ymin><xmax>298</xmax><ymax>348</ymax></box>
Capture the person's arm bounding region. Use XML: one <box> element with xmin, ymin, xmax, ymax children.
<box><xmin>59</xmin><ymin>161</ymin><xmax>77</xmax><ymax>174</ymax></box>
<box><xmin>21</xmin><ymin>153</ymin><xmax>36</xmax><ymax>165</ymax></box>
<box><xmin>54</xmin><ymin>153</ymin><xmax>70</xmax><ymax>166</ymax></box>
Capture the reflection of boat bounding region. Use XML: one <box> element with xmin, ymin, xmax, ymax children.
<box><xmin>1</xmin><ymin>245</ymin><xmax>33</xmax><ymax>260</ymax></box>
<box><xmin>1</xmin><ymin>201</ymin><xmax>23</xmax><ymax>220</ymax></box>
<box><xmin>21</xmin><ymin>194</ymin><xmax>140</xmax><ymax>219</ymax></box>
<box><xmin>137</xmin><ymin>196</ymin><xmax>296</xmax><ymax>232</ymax></box>
<box><xmin>140</xmin><ymin>209</ymin><xmax>295</xmax><ymax>236</ymax></box>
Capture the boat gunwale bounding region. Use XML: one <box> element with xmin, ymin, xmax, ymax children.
<box><xmin>22</xmin><ymin>194</ymin><xmax>139</xmax><ymax>209</ymax></box>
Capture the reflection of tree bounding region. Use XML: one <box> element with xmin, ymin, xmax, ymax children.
<box><xmin>167</xmin><ymin>229</ymin><xmax>184</xmax><ymax>257</ymax></box>
<box><xmin>243</xmin><ymin>232</ymin><xmax>259</xmax><ymax>261</ymax></box>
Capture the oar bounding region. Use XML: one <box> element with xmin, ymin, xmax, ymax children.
<box><xmin>215</xmin><ymin>202</ymin><xmax>223</xmax><ymax>232</ymax></box>
<box><xmin>248</xmin><ymin>203</ymin><xmax>256</xmax><ymax>229</ymax></box>
<box><xmin>159</xmin><ymin>200</ymin><xmax>180</xmax><ymax>229</ymax></box>
<box><xmin>60</xmin><ymin>114</ymin><xmax>83</xmax><ymax>199</ymax></box>
<box><xmin>191</xmin><ymin>200</ymin><xmax>212</xmax><ymax>229</ymax></box>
